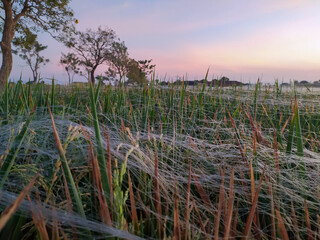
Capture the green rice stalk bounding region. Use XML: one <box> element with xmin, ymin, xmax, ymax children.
<box><xmin>286</xmin><ymin>113</ymin><xmax>295</xmax><ymax>154</ymax></box>
<box><xmin>94</xmin><ymin>76</ymin><xmax>102</xmax><ymax>104</ymax></box>
<box><xmin>3</xmin><ymin>81</ymin><xmax>8</xmax><ymax>125</ymax></box>
<box><xmin>0</xmin><ymin>105</ymin><xmax>36</xmax><ymax>189</ymax></box>
<box><xmin>294</xmin><ymin>97</ymin><xmax>303</xmax><ymax>156</ymax></box>
<box><xmin>51</xmin><ymin>78</ymin><xmax>55</xmax><ymax>112</ymax></box>
<box><xmin>89</xmin><ymin>81</ymin><xmax>110</xmax><ymax>197</ymax></box>
<box><xmin>253</xmin><ymin>79</ymin><xmax>259</xmax><ymax>120</ymax></box>
<box><xmin>48</xmin><ymin>105</ymin><xmax>87</xmax><ymax>220</ymax></box>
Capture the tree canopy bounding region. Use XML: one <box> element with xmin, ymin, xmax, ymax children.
<box><xmin>126</xmin><ymin>59</ymin><xmax>155</xmax><ymax>85</ymax></box>
<box><xmin>104</xmin><ymin>41</ymin><xmax>129</xmax><ymax>83</ymax></box>
<box><xmin>60</xmin><ymin>52</ymin><xmax>80</xmax><ymax>84</ymax></box>
<box><xmin>15</xmin><ymin>36</ymin><xmax>49</xmax><ymax>83</ymax></box>
<box><xmin>60</xmin><ymin>26</ymin><xmax>118</xmax><ymax>84</ymax></box>
<box><xmin>0</xmin><ymin>0</ymin><xmax>75</xmax><ymax>88</ymax></box>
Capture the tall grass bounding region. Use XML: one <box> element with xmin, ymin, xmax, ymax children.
<box><xmin>0</xmin><ymin>80</ymin><xmax>319</xmax><ymax>239</ymax></box>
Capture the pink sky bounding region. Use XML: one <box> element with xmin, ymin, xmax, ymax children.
<box><xmin>9</xmin><ymin>0</ymin><xmax>320</xmax><ymax>83</ymax></box>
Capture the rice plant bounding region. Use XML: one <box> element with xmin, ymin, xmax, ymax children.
<box><xmin>0</xmin><ymin>79</ymin><xmax>319</xmax><ymax>239</ymax></box>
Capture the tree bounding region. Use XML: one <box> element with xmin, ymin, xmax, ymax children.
<box><xmin>61</xmin><ymin>26</ymin><xmax>117</xmax><ymax>84</ymax></box>
<box><xmin>126</xmin><ymin>59</ymin><xmax>145</xmax><ymax>85</ymax></box>
<box><xmin>220</xmin><ymin>76</ymin><xmax>230</xmax><ymax>82</ymax></box>
<box><xmin>104</xmin><ymin>41</ymin><xmax>129</xmax><ymax>84</ymax></box>
<box><xmin>126</xmin><ymin>59</ymin><xmax>155</xmax><ymax>85</ymax></box>
<box><xmin>137</xmin><ymin>59</ymin><xmax>156</xmax><ymax>77</ymax></box>
<box><xmin>60</xmin><ymin>53</ymin><xmax>80</xmax><ymax>84</ymax></box>
<box><xmin>0</xmin><ymin>0</ymin><xmax>75</xmax><ymax>88</ymax></box>
<box><xmin>15</xmin><ymin>38</ymin><xmax>49</xmax><ymax>83</ymax></box>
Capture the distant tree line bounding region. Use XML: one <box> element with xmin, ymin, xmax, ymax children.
<box><xmin>159</xmin><ymin>76</ymin><xmax>245</xmax><ymax>87</ymax></box>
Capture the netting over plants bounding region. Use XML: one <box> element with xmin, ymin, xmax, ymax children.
<box><xmin>0</xmin><ymin>80</ymin><xmax>319</xmax><ymax>239</ymax></box>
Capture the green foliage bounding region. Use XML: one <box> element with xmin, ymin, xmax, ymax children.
<box><xmin>0</xmin><ymin>0</ymin><xmax>75</xmax><ymax>41</ymax></box>
<box><xmin>60</xmin><ymin>53</ymin><xmax>80</xmax><ymax>84</ymax></box>
<box><xmin>14</xmin><ymin>37</ymin><xmax>49</xmax><ymax>83</ymax></box>
<box><xmin>104</xmin><ymin>41</ymin><xmax>129</xmax><ymax>83</ymax></box>
<box><xmin>0</xmin><ymin>81</ymin><xmax>319</xmax><ymax>239</ymax></box>
<box><xmin>137</xmin><ymin>59</ymin><xmax>156</xmax><ymax>76</ymax></box>
<box><xmin>60</xmin><ymin>26</ymin><xmax>118</xmax><ymax>83</ymax></box>
<box><xmin>126</xmin><ymin>59</ymin><xmax>155</xmax><ymax>85</ymax></box>
<box><xmin>89</xmin><ymin>80</ymin><xmax>110</xmax><ymax>196</ymax></box>
<box><xmin>0</xmin><ymin>0</ymin><xmax>75</xmax><ymax>88</ymax></box>
<box><xmin>0</xmin><ymin>106</ymin><xmax>35</xmax><ymax>189</ymax></box>
<box><xmin>126</xmin><ymin>59</ymin><xmax>147</xmax><ymax>85</ymax></box>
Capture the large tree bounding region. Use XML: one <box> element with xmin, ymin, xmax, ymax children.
<box><xmin>0</xmin><ymin>0</ymin><xmax>74</xmax><ymax>88</ymax></box>
<box><xmin>61</xmin><ymin>26</ymin><xmax>117</xmax><ymax>84</ymax></box>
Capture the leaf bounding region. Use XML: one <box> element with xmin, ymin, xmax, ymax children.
<box><xmin>224</xmin><ymin>167</ymin><xmax>235</xmax><ymax>239</ymax></box>
<box><xmin>242</xmin><ymin>167</ymin><xmax>265</xmax><ymax>239</ymax></box>
<box><xmin>294</xmin><ymin>97</ymin><xmax>303</xmax><ymax>156</ymax></box>
<box><xmin>214</xmin><ymin>169</ymin><xmax>225</xmax><ymax>240</ymax></box>
<box><xmin>286</xmin><ymin>113</ymin><xmax>295</xmax><ymax>154</ymax></box>
<box><xmin>48</xmin><ymin>105</ymin><xmax>87</xmax><ymax>220</ymax></box>
<box><xmin>304</xmin><ymin>200</ymin><xmax>313</xmax><ymax>240</ymax></box>
<box><xmin>0</xmin><ymin>174</ymin><xmax>38</xmax><ymax>231</ymax></box>
<box><xmin>184</xmin><ymin>160</ymin><xmax>191</xmax><ymax>240</ymax></box>
<box><xmin>89</xmin><ymin>82</ymin><xmax>110</xmax><ymax>197</ymax></box>
<box><xmin>0</xmin><ymin>104</ymin><xmax>36</xmax><ymax>189</ymax></box>
<box><xmin>128</xmin><ymin>170</ymin><xmax>139</xmax><ymax>232</ymax></box>
<box><xmin>154</xmin><ymin>151</ymin><xmax>162</xmax><ymax>238</ymax></box>
<box><xmin>191</xmin><ymin>171</ymin><xmax>212</xmax><ymax>209</ymax></box>
<box><xmin>174</xmin><ymin>188</ymin><xmax>181</xmax><ymax>240</ymax></box>
<box><xmin>275</xmin><ymin>209</ymin><xmax>289</xmax><ymax>240</ymax></box>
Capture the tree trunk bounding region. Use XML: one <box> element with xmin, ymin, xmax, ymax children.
<box><xmin>67</xmin><ymin>71</ymin><xmax>71</xmax><ymax>85</ymax></box>
<box><xmin>0</xmin><ymin>42</ymin><xmax>13</xmax><ymax>88</ymax></box>
<box><xmin>119</xmin><ymin>72</ymin><xmax>123</xmax><ymax>83</ymax></box>
<box><xmin>90</xmin><ymin>68</ymin><xmax>96</xmax><ymax>84</ymax></box>
<box><xmin>90</xmin><ymin>71</ymin><xmax>95</xmax><ymax>84</ymax></box>
<box><xmin>0</xmin><ymin>4</ymin><xmax>15</xmax><ymax>89</ymax></box>
<box><xmin>33</xmin><ymin>71</ymin><xmax>38</xmax><ymax>84</ymax></box>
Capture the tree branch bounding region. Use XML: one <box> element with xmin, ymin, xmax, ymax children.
<box><xmin>13</xmin><ymin>0</ymin><xmax>29</xmax><ymax>24</ymax></box>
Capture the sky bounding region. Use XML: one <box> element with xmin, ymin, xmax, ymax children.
<box><xmin>9</xmin><ymin>0</ymin><xmax>320</xmax><ymax>83</ymax></box>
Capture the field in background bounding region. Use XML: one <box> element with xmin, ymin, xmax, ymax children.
<box><xmin>0</xmin><ymin>79</ymin><xmax>319</xmax><ymax>239</ymax></box>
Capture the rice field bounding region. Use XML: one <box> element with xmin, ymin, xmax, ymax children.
<box><xmin>0</xmin><ymin>78</ymin><xmax>319</xmax><ymax>239</ymax></box>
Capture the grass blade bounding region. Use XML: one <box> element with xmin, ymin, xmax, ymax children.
<box><xmin>193</xmin><ymin>199</ymin><xmax>209</xmax><ymax>240</ymax></box>
<box><xmin>304</xmin><ymin>200</ymin><xmax>313</xmax><ymax>240</ymax></box>
<box><xmin>224</xmin><ymin>167</ymin><xmax>235</xmax><ymax>239</ymax></box>
<box><xmin>242</xmin><ymin>167</ymin><xmax>265</xmax><ymax>239</ymax></box>
<box><xmin>275</xmin><ymin>208</ymin><xmax>289</xmax><ymax>240</ymax></box>
<box><xmin>214</xmin><ymin>169</ymin><xmax>225</xmax><ymax>240</ymax></box>
<box><xmin>3</xmin><ymin>80</ymin><xmax>8</xmax><ymax>125</ymax></box>
<box><xmin>253</xmin><ymin>79</ymin><xmax>259</xmax><ymax>120</ymax></box>
<box><xmin>294</xmin><ymin>97</ymin><xmax>303</xmax><ymax>156</ymax></box>
<box><xmin>266</xmin><ymin>177</ymin><xmax>276</xmax><ymax>240</ymax></box>
<box><xmin>174</xmin><ymin>187</ymin><xmax>181</xmax><ymax>240</ymax></box>
<box><xmin>154</xmin><ymin>151</ymin><xmax>162</xmax><ymax>238</ymax></box>
<box><xmin>0</xmin><ymin>105</ymin><xmax>36</xmax><ymax>189</ymax></box>
<box><xmin>184</xmin><ymin>160</ymin><xmax>191</xmax><ymax>240</ymax></box>
<box><xmin>291</xmin><ymin>201</ymin><xmax>301</xmax><ymax>240</ymax></box>
<box><xmin>191</xmin><ymin>170</ymin><xmax>212</xmax><ymax>209</ymax></box>
<box><xmin>48</xmin><ymin>105</ymin><xmax>87</xmax><ymax>220</ymax></box>
<box><xmin>89</xmin><ymin>82</ymin><xmax>110</xmax><ymax>197</ymax></box>
<box><xmin>128</xmin><ymin>170</ymin><xmax>139</xmax><ymax>232</ymax></box>
<box><xmin>286</xmin><ymin>112</ymin><xmax>295</xmax><ymax>154</ymax></box>
<box><xmin>0</xmin><ymin>174</ymin><xmax>38</xmax><ymax>231</ymax></box>
<box><xmin>27</xmin><ymin>191</ymin><xmax>49</xmax><ymax>240</ymax></box>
